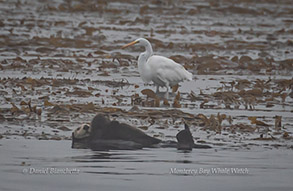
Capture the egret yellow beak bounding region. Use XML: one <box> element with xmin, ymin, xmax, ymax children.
<box><xmin>122</xmin><ymin>40</ymin><xmax>138</xmax><ymax>49</ymax></box>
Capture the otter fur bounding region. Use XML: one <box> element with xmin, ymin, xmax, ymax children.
<box><xmin>72</xmin><ymin>114</ymin><xmax>161</xmax><ymax>150</ymax></box>
<box><xmin>72</xmin><ymin>114</ymin><xmax>211</xmax><ymax>150</ymax></box>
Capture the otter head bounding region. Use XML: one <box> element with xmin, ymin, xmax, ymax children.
<box><xmin>73</xmin><ymin>123</ymin><xmax>92</xmax><ymax>140</ymax></box>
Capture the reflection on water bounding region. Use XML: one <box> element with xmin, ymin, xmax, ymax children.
<box><xmin>0</xmin><ymin>139</ymin><xmax>293</xmax><ymax>191</ymax></box>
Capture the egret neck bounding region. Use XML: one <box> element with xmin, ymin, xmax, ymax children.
<box><xmin>137</xmin><ymin>39</ymin><xmax>153</xmax><ymax>83</ymax></box>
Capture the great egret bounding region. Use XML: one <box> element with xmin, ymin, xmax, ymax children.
<box><xmin>122</xmin><ymin>38</ymin><xmax>192</xmax><ymax>98</ymax></box>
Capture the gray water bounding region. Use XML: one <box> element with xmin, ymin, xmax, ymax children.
<box><xmin>0</xmin><ymin>139</ymin><xmax>292</xmax><ymax>191</ymax></box>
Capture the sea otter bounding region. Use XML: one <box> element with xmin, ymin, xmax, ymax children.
<box><xmin>72</xmin><ymin>114</ymin><xmax>161</xmax><ymax>150</ymax></box>
<box><xmin>72</xmin><ymin>114</ymin><xmax>211</xmax><ymax>150</ymax></box>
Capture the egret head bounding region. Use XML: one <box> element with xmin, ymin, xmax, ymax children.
<box><xmin>122</xmin><ymin>38</ymin><xmax>150</xmax><ymax>49</ymax></box>
<box><xmin>73</xmin><ymin>123</ymin><xmax>92</xmax><ymax>139</ymax></box>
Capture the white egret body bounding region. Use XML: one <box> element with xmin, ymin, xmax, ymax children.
<box><xmin>122</xmin><ymin>38</ymin><xmax>192</xmax><ymax>98</ymax></box>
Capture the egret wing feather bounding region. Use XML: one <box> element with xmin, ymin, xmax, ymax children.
<box><xmin>147</xmin><ymin>55</ymin><xmax>192</xmax><ymax>86</ymax></box>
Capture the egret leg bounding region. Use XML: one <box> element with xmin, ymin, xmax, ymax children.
<box><xmin>164</xmin><ymin>85</ymin><xmax>169</xmax><ymax>99</ymax></box>
<box><xmin>156</xmin><ymin>86</ymin><xmax>160</xmax><ymax>93</ymax></box>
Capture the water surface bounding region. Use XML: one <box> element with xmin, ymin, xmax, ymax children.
<box><xmin>1</xmin><ymin>139</ymin><xmax>292</xmax><ymax>191</ymax></box>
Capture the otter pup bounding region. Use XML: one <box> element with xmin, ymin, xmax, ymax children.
<box><xmin>72</xmin><ymin>114</ymin><xmax>161</xmax><ymax>150</ymax></box>
<box><xmin>176</xmin><ymin>124</ymin><xmax>194</xmax><ymax>150</ymax></box>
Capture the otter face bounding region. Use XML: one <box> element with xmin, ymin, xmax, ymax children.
<box><xmin>73</xmin><ymin>124</ymin><xmax>92</xmax><ymax>139</ymax></box>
